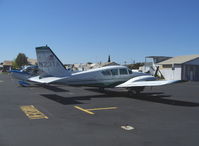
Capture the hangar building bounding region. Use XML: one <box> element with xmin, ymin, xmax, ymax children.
<box><xmin>158</xmin><ymin>55</ymin><xmax>199</xmax><ymax>81</ymax></box>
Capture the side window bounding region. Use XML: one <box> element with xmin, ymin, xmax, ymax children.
<box><xmin>101</xmin><ymin>70</ymin><xmax>111</xmax><ymax>76</ymax></box>
<box><xmin>111</xmin><ymin>69</ymin><xmax>118</xmax><ymax>76</ymax></box>
<box><xmin>128</xmin><ymin>69</ymin><xmax>133</xmax><ymax>74</ymax></box>
<box><xmin>119</xmin><ymin>68</ymin><xmax>128</xmax><ymax>75</ymax></box>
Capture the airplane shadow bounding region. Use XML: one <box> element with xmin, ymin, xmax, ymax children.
<box><xmin>40</xmin><ymin>84</ymin><xmax>69</xmax><ymax>92</ymax></box>
<box><xmin>88</xmin><ymin>88</ymin><xmax>199</xmax><ymax>107</ymax></box>
<box><xmin>41</xmin><ymin>94</ymin><xmax>83</xmax><ymax>105</ymax></box>
<box><xmin>26</xmin><ymin>84</ymin><xmax>69</xmax><ymax>92</ymax></box>
<box><xmin>40</xmin><ymin>88</ymin><xmax>199</xmax><ymax>107</ymax></box>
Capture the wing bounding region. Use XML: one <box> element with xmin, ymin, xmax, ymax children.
<box><xmin>116</xmin><ymin>75</ymin><xmax>179</xmax><ymax>88</ymax></box>
<box><xmin>28</xmin><ymin>76</ymin><xmax>66</xmax><ymax>84</ymax></box>
<box><xmin>116</xmin><ymin>79</ymin><xmax>179</xmax><ymax>88</ymax></box>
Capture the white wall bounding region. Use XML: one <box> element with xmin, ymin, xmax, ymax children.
<box><xmin>160</xmin><ymin>65</ymin><xmax>182</xmax><ymax>80</ymax></box>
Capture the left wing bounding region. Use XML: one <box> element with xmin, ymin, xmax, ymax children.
<box><xmin>28</xmin><ymin>76</ymin><xmax>67</xmax><ymax>84</ymax></box>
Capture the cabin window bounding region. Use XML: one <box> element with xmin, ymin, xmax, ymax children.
<box><xmin>111</xmin><ymin>69</ymin><xmax>118</xmax><ymax>76</ymax></box>
<box><xmin>101</xmin><ymin>70</ymin><xmax>111</xmax><ymax>76</ymax></box>
<box><xmin>119</xmin><ymin>68</ymin><xmax>128</xmax><ymax>75</ymax></box>
<box><xmin>128</xmin><ymin>69</ymin><xmax>133</xmax><ymax>74</ymax></box>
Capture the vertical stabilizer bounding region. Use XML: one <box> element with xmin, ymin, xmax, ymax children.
<box><xmin>36</xmin><ymin>46</ymin><xmax>70</xmax><ymax>77</ymax></box>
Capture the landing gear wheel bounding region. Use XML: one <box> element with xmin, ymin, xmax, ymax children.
<box><xmin>99</xmin><ymin>87</ymin><xmax>105</xmax><ymax>92</ymax></box>
<box><xmin>127</xmin><ymin>87</ymin><xmax>144</xmax><ymax>96</ymax></box>
<box><xmin>127</xmin><ymin>89</ymin><xmax>136</xmax><ymax>96</ymax></box>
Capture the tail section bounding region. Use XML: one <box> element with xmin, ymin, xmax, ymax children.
<box><xmin>36</xmin><ymin>46</ymin><xmax>70</xmax><ymax>77</ymax></box>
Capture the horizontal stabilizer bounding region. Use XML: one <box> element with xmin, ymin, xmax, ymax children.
<box><xmin>28</xmin><ymin>76</ymin><xmax>66</xmax><ymax>84</ymax></box>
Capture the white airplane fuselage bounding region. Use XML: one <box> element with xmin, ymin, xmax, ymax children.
<box><xmin>56</xmin><ymin>65</ymin><xmax>150</xmax><ymax>87</ymax></box>
<box><xmin>11</xmin><ymin>65</ymin><xmax>153</xmax><ymax>88</ymax></box>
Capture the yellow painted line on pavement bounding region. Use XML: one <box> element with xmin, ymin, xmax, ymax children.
<box><xmin>87</xmin><ymin>107</ymin><xmax>118</xmax><ymax>111</ymax></box>
<box><xmin>20</xmin><ymin>105</ymin><xmax>48</xmax><ymax>120</ymax></box>
<box><xmin>74</xmin><ymin>106</ymin><xmax>118</xmax><ymax>115</ymax></box>
<box><xmin>74</xmin><ymin>106</ymin><xmax>95</xmax><ymax>115</ymax></box>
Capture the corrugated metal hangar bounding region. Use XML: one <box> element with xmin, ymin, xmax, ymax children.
<box><xmin>158</xmin><ymin>55</ymin><xmax>199</xmax><ymax>81</ymax></box>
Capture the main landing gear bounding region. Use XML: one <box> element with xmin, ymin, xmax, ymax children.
<box><xmin>98</xmin><ymin>87</ymin><xmax>105</xmax><ymax>92</ymax></box>
<box><xmin>127</xmin><ymin>87</ymin><xmax>145</xmax><ymax>96</ymax></box>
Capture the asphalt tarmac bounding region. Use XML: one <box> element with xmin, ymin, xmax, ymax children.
<box><xmin>0</xmin><ymin>73</ymin><xmax>199</xmax><ymax>146</ymax></box>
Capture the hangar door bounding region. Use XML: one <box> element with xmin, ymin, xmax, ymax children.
<box><xmin>184</xmin><ymin>65</ymin><xmax>199</xmax><ymax>81</ymax></box>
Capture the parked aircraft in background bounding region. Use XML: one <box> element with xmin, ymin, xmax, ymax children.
<box><xmin>10</xmin><ymin>65</ymin><xmax>38</xmax><ymax>81</ymax></box>
<box><xmin>11</xmin><ymin>46</ymin><xmax>179</xmax><ymax>94</ymax></box>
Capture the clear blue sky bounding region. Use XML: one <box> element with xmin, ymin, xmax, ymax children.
<box><xmin>0</xmin><ymin>0</ymin><xmax>198</xmax><ymax>64</ymax></box>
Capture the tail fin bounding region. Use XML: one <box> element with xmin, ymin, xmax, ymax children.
<box><xmin>36</xmin><ymin>46</ymin><xmax>70</xmax><ymax>77</ymax></box>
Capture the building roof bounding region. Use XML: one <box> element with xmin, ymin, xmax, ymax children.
<box><xmin>3</xmin><ymin>61</ymin><xmax>13</xmax><ymax>66</ymax></box>
<box><xmin>28</xmin><ymin>58</ymin><xmax>37</xmax><ymax>65</ymax></box>
<box><xmin>145</xmin><ymin>56</ymin><xmax>171</xmax><ymax>59</ymax></box>
<box><xmin>102</xmin><ymin>62</ymin><xmax>119</xmax><ymax>67</ymax></box>
<box><xmin>145</xmin><ymin>56</ymin><xmax>172</xmax><ymax>63</ymax></box>
<box><xmin>158</xmin><ymin>54</ymin><xmax>199</xmax><ymax>65</ymax></box>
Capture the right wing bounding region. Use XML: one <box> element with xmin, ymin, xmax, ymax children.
<box><xmin>116</xmin><ymin>75</ymin><xmax>179</xmax><ymax>88</ymax></box>
<box><xmin>116</xmin><ymin>79</ymin><xmax>179</xmax><ymax>87</ymax></box>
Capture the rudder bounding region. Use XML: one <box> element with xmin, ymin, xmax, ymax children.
<box><xmin>36</xmin><ymin>46</ymin><xmax>70</xmax><ymax>77</ymax></box>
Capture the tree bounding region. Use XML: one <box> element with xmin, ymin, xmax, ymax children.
<box><xmin>12</xmin><ymin>61</ymin><xmax>18</xmax><ymax>69</ymax></box>
<box><xmin>14</xmin><ymin>53</ymin><xmax>28</xmax><ymax>68</ymax></box>
<box><xmin>127</xmin><ymin>62</ymin><xmax>144</xmax><ymax>69</ymax></box>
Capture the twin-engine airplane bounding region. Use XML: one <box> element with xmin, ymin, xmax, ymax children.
<box><xmin>11</xmin><ymin>46</ymin><xmax>178</xmax><ymax>94</ymax></box>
